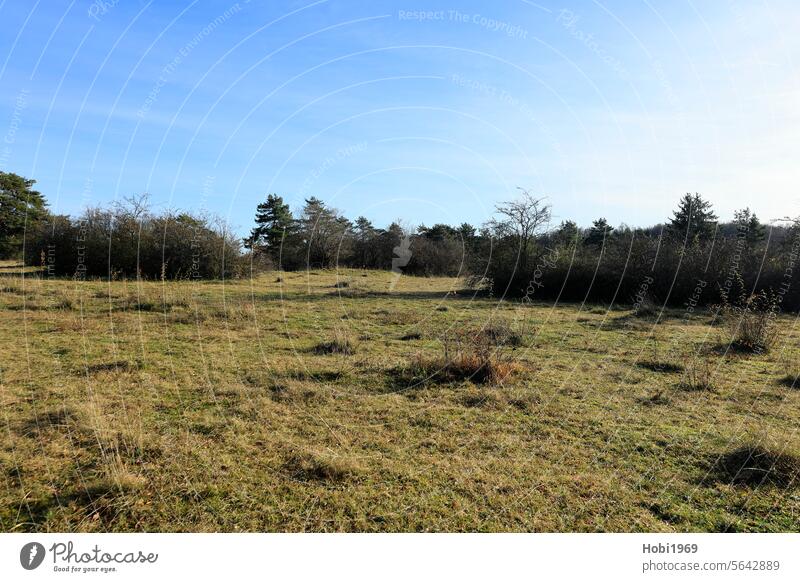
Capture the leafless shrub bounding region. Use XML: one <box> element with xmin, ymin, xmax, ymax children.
<box><xmin>479</xmin><ymin>319</ymin><xmax>526</xmax><ymax>347</ymax></box>
<box><xmin>633</xmin><ymin>293</ymin><xmax>658</xmax><ymax>317</ymax></box>
<box><xmin>718</xmin><ymin>272</ymin><xmax>779</xmax><ymax>353</ymax></box>
<box><xmin>680</xmin><ymin>359</ymin><xmax>715</xmax><ymax>391</ymax></box>
<box><xmin>408</xmin><ymin>328</ymin><xmax>519</xmax><ymax>384</ymax></box>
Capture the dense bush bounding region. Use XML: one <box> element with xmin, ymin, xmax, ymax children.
<box><xmin>479</xmin><ymin>212</ymin><xmax>800</xmax><ymax>312</ymax></box>
<box><xmin>24</xmin><ymin>198</ymin><xmax>243</xmax><ymax>280</ymax></box>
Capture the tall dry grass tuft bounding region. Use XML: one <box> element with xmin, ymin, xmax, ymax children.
<box><xmin>680</xmin><ymin>359</ymin><xmax>715</xmax><ymax>391</ymax></box>
<box><xmin>479</xmin><ymin>318</ymin><xmax>527</xmax><ymax>347</ymax></box>
<box><xmin>313</xmin><ymin>330</ymin><xmax>356</xmax><ymax>355</ymax></box>
<box><xmin>409</xmin><ymin>327</ymin><xmax>520</xmax><ymax>384</ymax></box>
<box><xmin>632</xmin><ymin>292</ymin><xmax>659</xmax><ymax>317</ymax></box>
<box><xmin>718</xmin><ymin>272</ymin><xmax>779</xmax><ymax>353</ymax></box>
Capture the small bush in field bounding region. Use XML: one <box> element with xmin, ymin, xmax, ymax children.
<box><xmin>632</xmin><ymin>293</ymin><xmax>658</xmax><ymax>317</ymax></box>
<box><xmin>680</xmin><ymin>359</ymin><xmax>715</xmax><ymax>391</ymax></box>
<box><xmin>718</xmin><ymin>273</ymin><xmax>779</xmax><ymax>353</ymax></box>
<box><xmin>479</xmin><ymin>320</ymin><xmax>524</xmax><ymax>347</ymax></box>
<box><xmin>51</xmin><ymin>295</ymin><xmax>74</xmax><ymax>310</ymax></box>
<box><xmin>408</xmin><ymin>328</ymin><xmax>519</xmax><ymax>385</ymax></box>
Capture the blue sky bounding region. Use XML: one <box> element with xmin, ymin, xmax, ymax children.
<box><xmin>1</xmin><ymin>0</ymin><xmax>798</xmax><ymax>234</ymax></box>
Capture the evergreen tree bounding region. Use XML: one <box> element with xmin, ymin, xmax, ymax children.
<box><xmin>418</xmin><ymin>223</ymin><xmax>458</xmax><ymax>241</ymax></box>
<box><xmin>299</xmin><ymin>197</ymin><xmax>351</xmax><ymax>267</ymax></box>
<box><xmin>733</xmin><ymin>207</ymin><xmax>766</xmax><ymax>243</ymax></box>
<box><xmin>0</xmin><ymin>172</ymin><xmax>48</xmax><ymax>258</ymax></box>
<box><xmin>457</xmin><ymin>222</ymin><xmax>476</xmax><ymax>241</ymax></box>
<box><xmin>375</xmin><ymin>222</ymin><xmax>406</xmax><ymax>270</ymax></box>
<box><xmin>245</xmin><ymin>194</ymin><xmax>295</xmax><ymax>263</ymax></box>
<box><xmin>352</xmin><ymin>216</ymin><xmax>377</xmax><ymax>268</ymax></box>
<box><xmin>584</xmin><ymin>218</ymin><xmax>614</xmax><ymax>247</ymax></box>
<box><xmin>668</xmin><ymin>193</ymin><xmax>717</xmax><ymax>242</ymax></box>
<box><xmin>554</xmin><ymin>220</ymin><xmax>579</xmax><ymax>246</ymax></box>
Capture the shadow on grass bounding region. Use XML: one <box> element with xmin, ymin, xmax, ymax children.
<box><xmin>637</xmin><ymin>360</ymin><xmax>684</xmax><ymax>373</ymax></box>
<box><xmin>707</xmin><ymin>342</ymin><xmax>767</xmax><ymax>357</ymax></box>
<box><xmin>282</xmin><ymin>369</ymin><xmax>348</xmax><ymax>382</ymax></box>
<box><xmin>80</xmin><ymin>359</ymin><xmax>141</xmax><ymax>375</ymax></box>
<box><xmin>636</xmin><ymin>390</ymin><xmax>671</xmax><ymax>406</ymax></box>
<box><xmin>17</xmin><ymin>480</ymin><xmax>139</xmax><ymax>531</ymax></box>
<box><xmin>705</xmin><ymin>445</ymin><xmax>800</xmax><ymax>489</ymax></box>
<box><xmin>14</xmin><ymin>408</ymin><xmax>78</xmax><ymax>437</ymax></box>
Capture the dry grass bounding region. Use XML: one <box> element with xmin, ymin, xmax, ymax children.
<box><xmin>408</xmin><ymin>352</ymin><xmax>519</xmax><ymax>385</ymax></box>
<box><xmin>312</xmin><ymin>331</ymin><xmax>356</xmax><ymax>355</ymax></box>
<box><xmin>2</xmin><ymin>263</ymin><xmax>800</xmax><ymax>532</ymax></box>
<box><xmin>479</xmin><ymin>319</ymin><xmax>526</xmax><ymax>347</ymax></box>
<box><xmin>282</xmin><ymin>448</ymin><xmax>361</xmax><ymax>483</ymax></box>
<box><xmin>680</xmin><ymin>359</ymin><xmax>715</xmax><ymax>392</ymax></box>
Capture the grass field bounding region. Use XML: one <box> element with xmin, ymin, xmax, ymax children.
<box><xmin>2</xmin><ymin>261</ymin><xmax>799</xmax><ymax>532</ymax></box>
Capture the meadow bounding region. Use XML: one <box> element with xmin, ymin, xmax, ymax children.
<box><xmin>1</xmin><ymin>262</ymin><xmax>799</xmax><ymax>532</ymax></box>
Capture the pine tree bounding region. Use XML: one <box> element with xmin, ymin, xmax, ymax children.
<box><xmin>555</xmin><ymin>220</ymin><xmax>579</xmax><ymax>246</ymax></box>
<box><xmin>352</xmin><ymin>216</ymin><xmax>377</xmax><ymax>268</ymax></box>
<box><xmin>299</xmin><ymin>197</ymin><xmax>351</xmax><ymax>267</ymax></box>
<box><xmin>245</xmin><ymin>194</ymin><xmax>295</xmax><ymax>259</ymax></box>
<box><xmin>668</xmin><ymin>193</ymin><xmax>717</xmax><ymax>242</ymax></box>
<box><xmin>0</xmin><ymin>172</ymin><xmax>48</xmax><ymax>258</ymax></box>
<box><xmin>584</xmin><ymin>218</ymin><xmax>614</xmax><ymax>247</ymax></box>
<box><xmin>733</xmin><ymin>207</ymin><xmax>766</xmax><ymax>243</ymax></box>
<box><xmin>457</xmin><ymin>222</ymin><xmax>476</xmax><ymax>240</ymax></box>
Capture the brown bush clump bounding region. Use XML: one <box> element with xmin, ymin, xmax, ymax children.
<box><xmin>479</xmin><ymin>320</ymin><xmax>525</xmax><ymax>347</ymax></box>
<box><xmin>718</xmin><ymin>272</ymin><xmax>779</xmax><ymax>353</ymax></box>
<box><xmin>408</xmin><ymin>328</ymin><xmax>520</xmax><ymax>385</ymax></box>
<box><xmin>679</xmin><ymin>359</ymin><xmax>715</xmax><ymax>391</ymax></box>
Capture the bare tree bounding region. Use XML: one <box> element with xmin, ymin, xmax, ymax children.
<box><xmin>491</xmin><ymin>188</ymin><xmax>551</xmax><ymax>270</ymax></box>
<box><xmin>113</xmin><ymin>193</ymin><xmax>151</xmax><ymax>220</ymax></box>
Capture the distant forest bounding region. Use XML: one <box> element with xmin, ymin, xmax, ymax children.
<box><xmin>3</xmin><ymin>170</ymin><xmax>799</xmax><ymax>310</ymax></box>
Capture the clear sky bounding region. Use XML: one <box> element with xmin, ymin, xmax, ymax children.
<box><xmin>1</xmin><ymin>0</ymin><xmax>798</xmax><ymax>234</ymax></box>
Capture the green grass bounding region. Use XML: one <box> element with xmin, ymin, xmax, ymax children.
<box><xmin>1</xmin><ymin>263</ymin><xmax>800</xmax><ymax>532</ymax></box>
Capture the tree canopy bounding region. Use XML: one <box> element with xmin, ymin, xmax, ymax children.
<box><xmin>668</xmin><ymin>193</ymin><xmax>717</xmax><ymax>242</ymax></box>
<box><xmin>0</xmin><ymin>172</ymin><xmax>48</xmax><ymax>258</ymax></box>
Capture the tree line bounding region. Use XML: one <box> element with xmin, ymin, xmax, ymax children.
<box><xmin>243</xmin><ymin>188</ymin><xmax>799</xmax><ymax>310</ymax></box>
<box><xmin>2</xmin><ymin>170</ymin><xmax>798</xmax><ymax>310</ymax></box>
<box><xmin>1</xmin><ymin>172</ymin><xmax>240</xmax><ymax>279</ymax></box>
